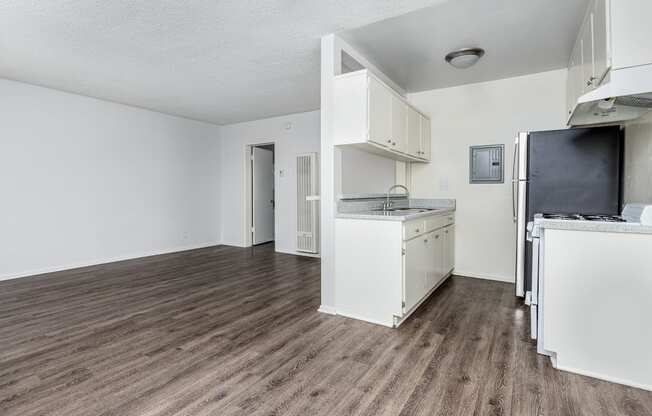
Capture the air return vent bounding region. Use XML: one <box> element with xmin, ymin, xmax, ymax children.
<box><xmin>297</xmin><ymin>153</ymin><xmax>319</xmax><ymax>253</ymax></box>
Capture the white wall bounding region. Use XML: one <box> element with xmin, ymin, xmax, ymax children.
<box><xmin>408</xmin><ymin>69</ymin><xmax>568</xmax><ymax>282</ymax></box>
<box><xmin>624</xmin><ymin>112</ymin><xmax>652</xmax><ymax>204</ymax></box>
<box><xmin>219</xmin><ymin>111</ymin><xmax>320</xmax><ymax>254</ymax></box>
<box><xmin>0</xmin><ymin>79</ymin><xmax>222</xmax><ymax>280</ymax></box>
<box><xmin>340</xmin><ymin>147</ymin><xmax>396</xmax><ymax>194</ymax></box>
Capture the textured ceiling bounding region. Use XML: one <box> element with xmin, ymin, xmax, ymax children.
<box><xmin>0</xmin><ymin>0</ymin><xmax>446</xmax><ymax>125</ymax></box>
<box><xmin>340</xmin><ymin>0</ymin><xmax>590</xmax><ymax>93</ymax></box>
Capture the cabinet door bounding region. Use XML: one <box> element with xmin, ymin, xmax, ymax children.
<box><xmin>404</xmin><ymin>236</ymin><xmax>428</xmax><ymax>312</ymax></box>
<box><xmin>423</xmin><ymin>232</ymin><xmax>437</xmax><ymax>291</ymax></box>
<box><xmin>407</xmin><ymin>107</ymin><xmax>422</xmax><ymax>158</ymax></box>
<box><xmin>443</xmin><ymin>225</ymin><xmax>455</xmax><ymax>276</ymax></box>
<box><xmin>368</xmin><ymin>77</ymin><xmax>393</xmax><ymax>147</ymax></box>
<box><xmin>433</xmin><ymin>230</ymin><xmax>444</xmax><ymax>287</ymax></box>
<box><xmin>567</xmin><ymin>52</ymin><xmax>578</xmax><ymax>118</ymax></box>
<box><xmin>420</xmin><ymin>115</ymin><xmax>431</xmax><ymax>160</ymax></box>
<box><xmin>579</xmin><ymin>12</ymin><xmax>595</xmax><ymax>93</ymax></box>
<box><xmin>592</xmin><ymin>0</ymin><xmax>610</xmax><ymax>84</ymax></box>
<box><xmin>391</xmin><ymin>95</ymin><xmax>408</xmax><ymax>154</ymax></box>
<box><xmin>567</xmin><ymin>41</ymin><xmax>583</xmax><ymax>117</ymax></box>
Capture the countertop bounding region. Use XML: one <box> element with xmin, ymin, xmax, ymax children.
<box><xmin>533</xmin><ymin>215</ymin><xmax>652</xmax><ymax>235</ymax></box>
<box><xmin>336</xmin><ymin>207</ymin><xmax>455</xmax><ymax>222</ymax></box>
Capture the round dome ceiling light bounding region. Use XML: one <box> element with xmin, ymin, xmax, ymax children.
<box><xmin>445</xmin><ymin>47</ymin><xmax>485</xmax><ymax>69</ymax></box>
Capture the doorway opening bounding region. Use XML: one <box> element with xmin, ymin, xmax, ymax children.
<box><xmin>246</xmin><ymin>143</ymin><xmax>275</xmax><ymax>246</ymax></box>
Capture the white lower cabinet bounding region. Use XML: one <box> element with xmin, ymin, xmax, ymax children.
<box><xmin>443</xmin><ymin>225</ymin><xmax>455</xmax><ymax>276</ymax></box>
<box><xmin>403</xmin><ymin>226</ymin><xmax>454</xmax><ymax>315</ymax></box>
<box><xmin>404</xmin><ymin>233</ymin><xmax>429</xmax><ymax>313</ymax></box>
<box><xmin>335</xmin><ymin>212</ymin><xmax>455</xmax><ymax>327</ymax></box>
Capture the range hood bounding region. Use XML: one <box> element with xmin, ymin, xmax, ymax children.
<box><xmin>568</xmin><ymin>64</ymin><xmax>652</xmax><ymax>126</ymax></box>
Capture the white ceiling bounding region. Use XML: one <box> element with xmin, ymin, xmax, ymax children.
<box><xmin>340</xmin><ymin>0</ymin><xmax>590</xmax><ymax>93</ymax></box>
<box><xmin>0</xmin><ymin>0</ymin><xmax>447</xmax><ymax>125</ymax></box>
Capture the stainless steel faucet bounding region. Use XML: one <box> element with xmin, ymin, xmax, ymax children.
<box><xmin>384</xmin><ymin>184</ymin><xmax>409</xmax><ymax>210</ymax></box>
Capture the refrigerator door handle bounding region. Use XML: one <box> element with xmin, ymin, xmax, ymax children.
<box><xmin>512</xmin><ymin>139</ymin><xmax>519</xmax><ymax>222</ymax></box>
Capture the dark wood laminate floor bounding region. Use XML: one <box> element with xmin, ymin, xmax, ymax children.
<box><xmin>1</xmin><ymin>244</ymin><xmax>651</xmax><ymax>416</ymax></box>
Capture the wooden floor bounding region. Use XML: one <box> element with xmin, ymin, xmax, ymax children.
<box><xmin>1</xmin><ymin>244</ymin><xmax>651</xmax><ymax>416</ymax></box>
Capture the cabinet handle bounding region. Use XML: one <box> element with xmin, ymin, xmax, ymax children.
<box><xmin>445</xmin><ymin>230</ymin><xmax>449</xmax><ymax>234</ymax></box>
<box><xmin>424</xmin><ymin>239</ymin><xmax>428</xmax><ymax>243</ymax></box>
<box><xmin>392</xmin><ymin>142</ymin><xmax>396</xmax><ymax>146</ymax></box>
<box><xmin>435</xmin><ymin>235</ymin><xmax>439</xmax><ymax>239</ymax></box>
<box><xmin>387</xmin><ymin>139</ymin><xmax>392</xmax><ymax>143</ymax></box>
<box><xmin>586</xmin><ymin>76</ymin><xmax>597</xmax><ymax>86</ymax></box>
<box><xmin>415</xmin><ymin>228</ymin><xmax>420</xmax><ymax>232</ymax></box>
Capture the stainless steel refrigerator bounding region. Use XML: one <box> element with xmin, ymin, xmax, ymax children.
<box><xmin>513</xmin><ymin>127</ymin><xmax>623</xmax><ymax>299</ymax></box>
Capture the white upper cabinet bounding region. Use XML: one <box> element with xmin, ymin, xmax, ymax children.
<box><xmin>579</xmin><ymin>12</ymin><xmax>595</xmax><ymax>92</ymax></box>
<box><xmin>333</xmin><ymin>69</ymin><xmax>431</xmax><ymax>163</ymax></box>
<box><xmin>368</xmin><ymin>76</ymin><xmax>392</xmax><ymax>147</ymax></box>
<box><xmin>391</xmin><ymin>94</ymin><xmax>408</xmax><ymax>154</ymax></box>
<box><xmin>406</xmin><ymin>107</ymin><xmax>421</xmax><ymax>157</ymax></box>
<box><xmin>592</xmin><ymin>0</ymin><xmax>610</xmax><ymax>83</ymax></box>
<box><xmin>407</xmin><ymin>108</ymin><xmax>431</xmax><ymax>160</ymax></box>
<box><xmin>610</xmin><ymin>0</ymin><xmax>652</xmax><ymax>70</ymax></box>
<box><xmin>420</xmin><ymin>115</ymin><xmax>431</xmax><ymax>161</ymax></box>
<box><xmin>566</xmin><ymin>0</ymin><xmax>652</xmax><ymax>122</ymax></box>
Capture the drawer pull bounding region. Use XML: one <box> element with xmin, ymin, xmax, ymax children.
<box><xmin>415</xmin><ymin>228</ymin><xmax>420</xmax><ymax>232</ymax></box>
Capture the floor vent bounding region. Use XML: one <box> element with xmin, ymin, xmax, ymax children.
<box><xmin>297</xmin><ymin>153</ymin><xmax>319</xmax><ymax>253</ymax></box>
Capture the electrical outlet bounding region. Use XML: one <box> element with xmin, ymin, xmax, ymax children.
<box><xmin>439</xmin><ymin>177</ymin><xmax>449</xmax><ymax>191</ymax></box>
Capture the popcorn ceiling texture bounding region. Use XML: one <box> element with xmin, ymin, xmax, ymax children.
<box><xmin>0</xmin><ymin>0</ymin><xmax>444</xmax><ymax>124</ymax></box>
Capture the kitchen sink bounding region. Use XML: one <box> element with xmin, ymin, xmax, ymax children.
<box><xmin>372</xmin><ymin>208</ymin><xmax>433</xmax><ymax>213</ymax></box>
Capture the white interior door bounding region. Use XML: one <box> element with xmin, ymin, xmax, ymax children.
<box><xmin>252</xmin><ymin>147</ymin><xmax>274</xmax><ymax>245</ymax></box>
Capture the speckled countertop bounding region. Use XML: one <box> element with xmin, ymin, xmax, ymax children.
<box><xmin>336</xmin><ymin>197</ymin><xmax>455</xmax><ymax>222</ymax></box>
<box><xmin>336</xmin><ymin>207</ymin><xmax>455</xmax><ymax>222</ymax></box>
<box><xmin>533</xmin><ymin>215</ymin><xmax>652</xmax><ymax>235</ymax></box>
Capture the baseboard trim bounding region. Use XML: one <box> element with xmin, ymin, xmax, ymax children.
<box><xmin>335</xmin><ymin>309</ymin><xmax>393</xmax><ymax>328</ymax></box>
<box><xmin>220</xmin><ymin>241</ymin><xmax>248</xmax><ymax>248</ymax></box>
<box><xmin>275</xmin><ymin>248</ymin><xmax>320</xmax><ymax>258</ymax></box>
<box><xmin>317</xmin><ymin>305</ymin><xmax>337</xmax><ymax>315</ymax></box>
<box><xmin>453</xmin><ymin>270</ymin><xmax>514</xmax><ymax>283</ymax></box>
<box><xmin>554</xmin><ymin>362</ymin><xmax>652</xmax><ymax>392</ymax></box>
<box><xmin>0</xmin><ymin>241</ymin><xmax>222</xmax><ymax>282</ymax></box>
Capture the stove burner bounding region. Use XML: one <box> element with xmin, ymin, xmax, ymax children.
<box><xmin>541</xmin><ymin>213</ymin><xmax>626</xmax><ymax>222</ymax></box>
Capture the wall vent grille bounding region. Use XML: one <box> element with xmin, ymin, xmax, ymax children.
<box><xmin>297</xmin><ymin>153</ymin><xmax>319</xmax><ymax>253</ymax></box>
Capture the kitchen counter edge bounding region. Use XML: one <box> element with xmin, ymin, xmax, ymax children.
<box><xmin>336</xmin><ymin>208</ymin><xmax>455</xmax><ymax>222</ymax></box>
<box><xmin>534</xmin><ymin>217</ymin><xmax>652</xmax><ymax>235</ymax></box>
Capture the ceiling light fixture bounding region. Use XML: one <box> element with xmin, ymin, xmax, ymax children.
<box><xmin>445</xmin><ymin>47</ymin><xmax>485</xmax><ymax>69</ymax></box>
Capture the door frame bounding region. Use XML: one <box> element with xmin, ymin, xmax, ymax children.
<box><xmin>242</xmin><ymin>141</ymin><xmax>276</xmax><ymax>247</ymax></box>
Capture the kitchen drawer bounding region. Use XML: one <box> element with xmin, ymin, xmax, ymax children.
<box><xmin>425</xmin><ymin>213</ymin><xmax>455</xmax><ymax>232</ymax></box>
<box><xmin>403</xmin><ymin>219</ymin><xmax>426</xmax><ymax>240</ymax></box>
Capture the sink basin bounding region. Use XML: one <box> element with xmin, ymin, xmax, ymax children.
<box><xmin>372</xmin><ymin>208</ymin><xmax>433</xmax><ymax>214</ymax></box>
